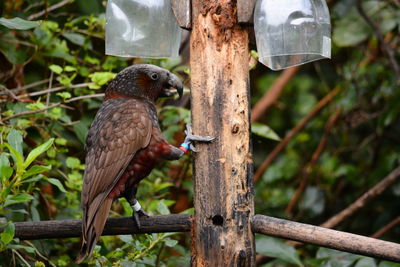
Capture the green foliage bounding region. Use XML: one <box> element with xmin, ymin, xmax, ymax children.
<box><xmin>256</xmin><ymin>235</ymin><xmax>303</xmax><ymax>266</ymax></box>
<box><xmin>1</xmin><ymin>0</ymin><xmax>399</xmax><ymax>265</ymax></box>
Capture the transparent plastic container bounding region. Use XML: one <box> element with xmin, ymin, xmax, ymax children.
<box><xmin>106</xmin><ymin>0</ymin><xmax>182</xmax><ymax>58</ymax></box>
<box><xmin>254</xmin><ymin>0</ymin><xmax>331</xmax><ymax>70</ymax></box>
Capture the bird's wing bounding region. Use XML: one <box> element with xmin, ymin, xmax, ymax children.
<box><xmin>81</xmin><ymin>97</ymin><xmax>153</xmax><ymax>232</ymax></box>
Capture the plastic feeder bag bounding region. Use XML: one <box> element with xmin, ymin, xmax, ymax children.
<box><xmin>106</xmin><ymin>0</ymin><xmax>182</xmax><ymax>58</ymax></box>
<box><xmin>254</xmin><ymin>0</ymin><xmax>331</xmax><ymax>70</ymax></box>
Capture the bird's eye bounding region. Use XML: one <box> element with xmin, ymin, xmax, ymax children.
<box><xmin>150</xmin><ymin>73</ymin><xmax>159</xmax><ymax>80</ymax></box>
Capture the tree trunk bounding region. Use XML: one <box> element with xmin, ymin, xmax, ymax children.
<box><xmin>190</xmin><ymin>1</ymin><xmax>255</xmax><ymax>266</ymax></box>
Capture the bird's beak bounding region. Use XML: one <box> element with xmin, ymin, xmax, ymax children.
<box><xmin>163</xmin><ymin>73</ymin><xmax>183</xmax><ymax>99</ymax></box>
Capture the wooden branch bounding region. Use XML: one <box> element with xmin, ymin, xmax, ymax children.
<box><xmin>17</xmin><ymin>82</ymin><xmax>94</xmax><ymax>99</ymax></box>
<box><xmin>371</xmin><ymin>216</ymin><xmax>400</xmax><ymax>239</ymax></box>
<box><xmin>252</xmin><ymin>215</ymin><xmax>400</xmax><ymax>263</ymax></box>
<box><xmin>28</xmin><ymin>0</ymin><xmax>73</xmax><ymax>20</ymax></box>
<box><xmin>251</xmin><ymin>66</ymin><xmax>299</xmax><ymax>122</ymax></box>
<box><xmin>254</xmin><ymin>86</ymin><xmax>340</xmax><ymax>182</ymax></box>
<box><xmin>8</xmin><ymin>215</ymin><xmax>191</xmax><ymax>240</ymax></box>
<box><xmin>8</xmin><ymin>214</ymin><xmax>400</xmax><ymax>262</ymax></box>
<box><xmin>285</xmin><ymin>109</ymin><xmax>342</xmax><ymax>214</ymax></box>
<box><xmin>0</xmin><ymin>94</ymin><xmax>103</xmax><ymax>123</ymax></box>
<box><xmin>321</xmin><ymin>165</ymin><xmax>400</xmax><ymax>229</ymax></box>
<box><xmin>190</xmin><ymin>1</ymin><xmax>255</xmax><ymax>265</ymax></box>
<box><xmin>0</xmin><ymin>79</ymin><xmax>50</xmax><ymax>95</ymax></box>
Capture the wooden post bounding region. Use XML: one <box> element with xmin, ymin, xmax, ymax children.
<box><xmin>190</xmin><ymin>1</ymin><xmax>255</xmax><ymax>266</ymax></box>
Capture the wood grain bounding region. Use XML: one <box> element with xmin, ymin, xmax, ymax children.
<box><xmin>9</xmin><ymin>214</ymin><xmax>191</xmax><ymax>240</ymax></box>
<box><xmin>190</xmin><ymin>1</ymin><xmax>255</xmax><ymax>266</ymax></box>
<box><xmin>252</xmin><ymin>215</ymin><xmax>400</xmax><ymax>263</ymax></box>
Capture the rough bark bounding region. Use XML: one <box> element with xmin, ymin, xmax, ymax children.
<box><xmin>252</xmin><ymin>215</ymin><xmax>400</xmax><ymax>263</ymax></box>
<box><xmin>9</xmin><ymin>214</ymin><xmax>191</xmax><ymax>240</ymax></box>
<box><xmin>190</xmin><ymin>1</ymin><xmax>255</xmax><ymax>266</ymax></box>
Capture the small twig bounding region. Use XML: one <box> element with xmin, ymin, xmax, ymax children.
<box><xmin>24</xmin><ymin>241</ymin><xmax>57</xmax><ymax>267</ymax></box>
<box><xmin>254</xmin><ymin>87</ymin><xmax>341</xmax><ymax>182</ymax></box>
<box><xmin>17</xmin><ymin>82</ymin><xmax>94</xmax><ymax>99</ymax></box>
<box><xmin>321</xmin><ymin>165</ymin><xmax>400</xmax><ymax>229</ymax></box>
<box><xmin>0</xmin><ymin>93</ymin><xmax>104</xmax><ymax>123</ymax></box>
<box><xmin>356</xmin><ymin>0</ymin><xmax>400</xmax><ymax>82</ymax></box>
<box><xmin>0</xmin><ymin>85</ymin><xmax>19</xmax><ymax>101</ymax></box>
<box><xmin>12</xmin><ymin>249</ymin><xmax>31</xmax><ymax>266</ymax></box>
<box><xmin>285</xmin><ymin>109</ymin><xmax>342</xmax><ymax>214</ymax></box>
<box><xmin>28</xmin><ymin>0</ymin><xmax>73</xmax><ymax>20</ymax></box>
<box><xmin>371</xmin><ymin>216</ymin><xmax>400</xmax><ymax>239</ymax></box>
<box><xmin>0</xmin><ymin>79</ymin><xmax>50</xmax><ymax>95</ymax></box>
<box><xmin>66</xmin><ymin>93</ymin><xmax>104</xmax><ymax>103</ymax></box>
<box><xmin>45</xmin><ymin>71</ymin><xmax>54</xmax><ymax>115</ymax></box>
<box><xmin>251</xmin><ymin>66</ymin><xmax>299</xmax><ymax>122</ymax></box>
<box><xmin>23</xmin><ymin>1</ymin><xmax>45</xmax><ymax>12</ymax></box>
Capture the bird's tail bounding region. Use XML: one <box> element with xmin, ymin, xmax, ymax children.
<box><xmin>76</xmin><ymin>197</ymin><xmax>113</xmax><ymax>263</ymax></box>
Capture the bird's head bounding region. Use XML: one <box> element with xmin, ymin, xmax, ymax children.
<box><xmin>104</xmin><ymin>64</ymin><xmax>183</xmax><ymax>101</ymax></box>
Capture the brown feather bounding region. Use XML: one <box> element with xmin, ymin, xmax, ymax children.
<box><xmin>78</xmin><ymin>98</ymin><xmax>154</xmax><ymax>261</ymax></box>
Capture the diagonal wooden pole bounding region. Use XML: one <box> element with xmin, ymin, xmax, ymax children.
<box><xmin>190</xmin><ymin>1</ymin><xmax>255</xmax><ymax>266</ymax></box>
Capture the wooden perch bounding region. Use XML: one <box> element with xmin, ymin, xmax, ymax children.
<box><xmin>5</xmin><ymin>214</ymin><xmax>400</xmax><ymax>262</ymax></box>
<box><xmin>252</xmin><ymin>215</ymin><xmax>400</xmax><ymax>263</ymax></box>
<box><xmin>11</xmin><ymin>214</ymin><xmax>191</xmax><ymax>240</ymax></box>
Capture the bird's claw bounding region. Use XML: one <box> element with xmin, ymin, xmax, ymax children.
<box><xmin>132</xmin><ymin>209</ymin><xmax>149</xmax><ymax>229</ymax></box>
<box><xmin>183</xmin><ymin>123</ymin><xmax>214</xmax><ymax>152</ymax></box>
<box><xmin>130</xmin><ymin>199</ymin><xmax>149</xmax><ymax>229</ymax></box>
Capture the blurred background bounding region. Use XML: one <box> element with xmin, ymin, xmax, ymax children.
<box><xmin>0</xmin><ymin>0</ymin><xmax>399</xmax><ymax>266</ymax></box>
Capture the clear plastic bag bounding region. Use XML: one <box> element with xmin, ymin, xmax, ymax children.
<box><xmin>254</xmin><ymin>0</ymin><xmax>331</xmax><ymax>70</ymax></box>
<box><xmin>106</xmin><ymin>0</ymin><xmax>182</xmax><ymax>58</ymax></box>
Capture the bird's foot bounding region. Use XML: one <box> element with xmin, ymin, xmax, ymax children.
<box><xmin>181</xmin><ymin>123</ymin><xmax>214</xmax><ymax>152</ymax></box>
<box><xmin>131</xmin><ymin>200</ymin><xmax>149</xmax><ymax>229</ymax></box>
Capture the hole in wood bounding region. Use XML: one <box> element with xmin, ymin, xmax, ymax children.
<box><xmin>212</xmin><ymin>215</ymin><xmax>224</xmax><ymax>226</ymax></box>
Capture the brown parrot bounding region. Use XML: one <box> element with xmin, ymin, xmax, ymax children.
<box><xmin>77</xmin><ymin>64</ymin><xmax>212</xmax><ymax>262</ymax></box>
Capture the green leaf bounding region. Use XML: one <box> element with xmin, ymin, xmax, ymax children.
<box><xmin>333</xmin><ymin>1</ymin><xmax>398</xmax><ymax>47</ymax></box>
<box><xmin>46</xmin><ymin>178</ymin><xmax>67</xmax><ymax>193</ymax></box>
<box><xmin>23</xmin><ymin>138</ymin><xmax>54</xmax><ymax>169</ymax></box>
<box><xmin>157</xmin><ymin>201</ymin><xmax>170</xmax><ymax>215</ymax></box>
<box><xmin>49</xmin><ymin>64</ymin><xmax>63</xmax><ymax>74</ymax></box>
<box><xmin>251</xmin><ymin>122</ymin><xmax>281</xmax><ymax>141</ymax></box>
<box><xmin>0</xmin><ymin>166</ymin><xmax>13</xmax><ymax>180</ymax></box>
<box><xmin>73</xmin><ymin>121</ymin><xmax>88</xmax><ymax>144</ymax></box>
<box><xmin>0</xmin><ymin>154</ymin><xmax>10</xmax><ymax>168</ymax></box>
<box><xmin>7</xmin><ymin>129</ymin><xmax>23</xmax><ymax>157</ymax></box>
<box><xmin>355</xmin><ymin>257</ymin><xmax>377</xmax><ymax>267</ymax></box>
<box><xmin>4</xmin><ymin>193</ymin><xmax>34</xmax><ymax>207</ymax></box>
<box><xmin>22</xmin><ymin>165</ymin><xmax>50</xmax><ymax>180</ymax></box>
<box><xmin>55</xmin><ymin>138</ymin><xmax>67</xmax><ymax>146</ymax></box>
<box><xmin>256</xmin><ymin>236</ymin><xmax>303</xmax><ymax>266</ymax></box>
<box><xmin>0</xmin><ymin>17</ymin><xmax>40</xmax><ymax>30</ymax></box>
<box><xmin>316</xmin><ymin>247</ymin><xmax>361</xmax><ymax>266</ymax></box>
<box><xmin>66</xmin><ymin>157</ymin><xmax>81</xmax><ymax>169</ymax></box>
<box><xmin>4</xmin><ymin>144</ymin><xmax>24</xmax><ymax>174</ymax></box>
<box><xmin>62</xmin><ymin>32</ymin><xmax>86</xmax><ymax>46</ymax></box>
<box><xmin>0</xmin><ymin>222</ymin><xmax>15</xmax><ymax>245</ymax></box>
<box><xmin>8</xmin><ymin>244</ymin><xmax>36</xmax><ymax>254</ymax></box>
<box><xmin>56</xmin><ymin>92</ymin><xmax>72</xmax><ymax>100</ymax></box>
<box><xmin>164</xmin><ymin>238</ymin><xmax>178</xmax><ymax>247</ymax></box>
<box><xmin>378</xmin><ymin>261</ymin><xmax>400</xmax><ymax>267</ymax></box>
<box><xmin>0</xmin><ymin>31</ymin><xmax>30</xmax><ymax>64</ymax></box>
<box><xmin>89</xmin><ymin>72</ymin><xmax>116</xmax><ymax>88</ymax></box>
<box><xmin>64</xmin><ymin>65</ymin><xmax>77</xmax><ymax>72</ymax></box>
